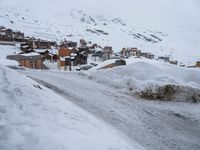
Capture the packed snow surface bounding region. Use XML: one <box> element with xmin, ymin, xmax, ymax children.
<box><xmin>0</xmin><ymin>65</ymin><xmax>145</xmax><ymax>150</ymax></box>
<box><xmin>0</xmin><ymin>45</ymin><xmax>20</xmax><ymax>66</ymax></box>
<box><xmin>20</xmin><ymin>60</ymin><xmax>200</xmax><ymax>150</ymax></box>
<box><xmin>90</xmin><ymin>58</ymin><xmax>200</xmax><ymax>101</ymax></box>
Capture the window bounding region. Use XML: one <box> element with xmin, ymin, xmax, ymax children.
<box><xmin>30</xmin><ymin>60</ymin><xmax>38</xmax><ymax>69</ymax></box>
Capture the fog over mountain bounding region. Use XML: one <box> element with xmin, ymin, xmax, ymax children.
<box><xmin>2</xmin><ymin>0</ymin><xmax>200</xmax><ymax>30</ymax></box>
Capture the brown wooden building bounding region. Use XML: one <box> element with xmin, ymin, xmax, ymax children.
<box><xmin>57</xmin><ymin>48</ymin><xmax>71</xmax><ymax>70</ymax></box>
<box><xmin>57</xmin><ymin>47</ymin><xmax>88</xmax><ymax>70</ymax></box>
<box><xmin>196</xmin><ymin>61</ymin><xmax>200</xmax><ymax>67</ymax></box>
<box><xmin>7</xmin><ymin>53</ymin><xmax>44</xmax><ymax>69</ymax></box>
<box><xmin>188</xmin><ymin>61</ymin><xmax>200</xmax><ymax>68</ymax></box>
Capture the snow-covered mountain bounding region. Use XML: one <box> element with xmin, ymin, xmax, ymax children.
<box><xmin>0</xmin><ymin>0</ymin><xmax>200</xmax><ymax>64</ymax></box>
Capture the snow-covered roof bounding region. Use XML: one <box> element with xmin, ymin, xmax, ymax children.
<box><xmin>70</xmin><ymin>53</ymin><xmax>77</xmax><ymax>57</ymax></box>
<box><xmin>21</xmin><ymin>52</ymin><xmax>41</xmax><ymax>57</ymax></box>
<box><xmin>21</xmin><ymin>45</ymin><xmax>29</xmax><ymax>48</ymax></box>
<box><xmin>60</xmin><ymin>56</ymin><xmax>70</xmax><ymax>61</ymax></box>
<box><xmin>95</xmin><ymin>47</ymin><xmax>103</xmax><ymax>51</ymax></box>
<box><xmin>71</xmin><ymin>56</ymin><xmax>75</xmax><ymax>60</ymax></box>
<box><xmin>35</xmin><ymin>49</ymin><xmax>48</xmax><ymax>53</ymax></box>
<box><xmin>80</xmin><ymin>51</ymin><xmax>86</xmax><ymax>54</ymax></box>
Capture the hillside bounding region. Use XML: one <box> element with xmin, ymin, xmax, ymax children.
<box><xmin>0</xmin><ymin>0</ymin><xmax>200</xmax><ymax>64</ymax></box>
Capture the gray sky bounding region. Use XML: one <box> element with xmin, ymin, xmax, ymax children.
<box><xmin>2</xmin><ymin>0</ymin><xmax>200</xmax><ymax>31</ymax></box>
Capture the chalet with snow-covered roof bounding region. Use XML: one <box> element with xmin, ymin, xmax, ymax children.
<box><xmin>67</xmin><ymin>41</ymin><xmax>77</xmax><ymax>47</ymax></box>
<box><xmin>76</xmin><ymin>51</ymin><xmax>88</xmax><ymax>65</ymax></box>
<box><xmin>121</xmin><ymin>48</ymin><xmax>141</xmax><ymax>57</ymax></box>
<box><xmin>57</xmin><ymin>47</ymin><xmax>88</xmax><ymax>70</ymax></box>
<box><xmin>97</xmin><ymin>46</ymin><xmax>113</xmax><ymax>61</ymax></box>
<box><xmin>78</xmin><ymin>46</ymin><xmax>89</xmax><ymax>54</ymax></box>
<box><xmin>7</xmin><ymin>53</ymin><xmax>44</xmax><ymax>69</ymax></box>
<box><xmin>91</xmin><ymin>46</ymin><xmax>113</xmax><ymax>62</ymax></box>
<box><xmin>34</xmin><ymin>49</ymin><xmax>49</xmax><ymax>54</ymax></box>
<box><xmin>103</xmin><ymin>46</ymin><xmax>113</xmax><ymax>53</ymax></box>
<box><xmin>92</xmin><ymin>50</ymin><xmax>104</xmax><ymax>61</ymax></box>
<box><xmin>141</xmin><ymin>52</ymin><xmax>154</xmax><ymax>59</ymax></box>
<box><xmin>57</xmin><ymin>47</ymin><xmax>72</xmax><ymax>70</ymax></box>
<box><xmin>20</xmin><ymin>39</ymin><xmax>54</xmax><ymax>52</ymax></box>
<box><xmin>20</xmin><ymin>43</ymin><xmax>31</xmax><ymax>52</ymax></box>
<box><xmin>30</xmin><ymin>40</ymin><xmax>52</xmax><ymax>49</ymax></box>
<box><xmin>59</xmin><ymin>40</ymin><xmax>77</xmax><ymax>48</ymax></box>
<box><xmin>102</xmin><ymin>50</ymin><xmax>112</xmax><ymax>61</ymax></box>
<box><xmin>0</xmin><ymin>28</ymin><xmax>13</xmax><ymax>39</ymax></box>
<box><xmin>13</xmin><ymin>31</ymin><xmax>24</xmax><ymax>40</ymax></box>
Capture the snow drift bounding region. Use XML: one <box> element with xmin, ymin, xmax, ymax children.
<box><xmin>89</xmin><ymin>59</ymin><xmax>200</xmax><ymax>102</ymax></box>
<box><xmin>0</xmin><ymin>65</ymin><xmax>145</xmax><ymax>150</ymax></box>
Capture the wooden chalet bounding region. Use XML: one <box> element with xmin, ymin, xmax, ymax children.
<box><xmin>13</xmin><ymin>31</ymin><xmax>24</xmax><ymax>40</ymax></box>
<box><xmin>57</xmin><ymin>47</ymin><xmax>88</xmax><ymax>70</ymax></box>
<box><xmin>121</xmin><ymin>48</ymin><xmax>141</xmax><ymax>57</ymax></box>
<box><xmin>29</xmin><ymin>40</ymin><xmax>52</xmax><ymax>49</ymax></box>
<box><xmin>7</xmin><ymin>53</ymin><xmax>44</xmax><ymax>69</ymax></box>
<box><xmin>0</xmin><ymin>28</ymin><xmax>13</xmax><ymax>39</ymax></box>
<box><xmin>141</xmin><ymin>52</ymin><xmax>154</xmax><ymax>59</ymax></box>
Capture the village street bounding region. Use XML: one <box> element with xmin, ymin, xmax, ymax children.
<box><xmin>21</xmin><ymin>69</ymin><xmax>200</xmax><ymax>150</ymax></box>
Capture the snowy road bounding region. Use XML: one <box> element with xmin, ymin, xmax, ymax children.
<box><xmin>23</xmin><ymin>70</ymin><xmax>200</xmax><ymax>150</ymax></box>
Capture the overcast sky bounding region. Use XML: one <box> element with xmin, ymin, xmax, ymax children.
<box><xmin>2</xmin><ymin>0</ymin><xmax>200</xmax><ymax>31</ymax></box>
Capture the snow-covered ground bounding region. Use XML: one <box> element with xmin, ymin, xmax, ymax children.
<box><xmin>20</xmin><ymin>63</ymin><xmax>200</xmax><ymax>150</ymax></box>
<box><xmin>1</xmin><ymin>1</ymin><xmax>200</xmax><ymax>149</ymax></box>
<box><xmin>0</xmin><ymin>65</ymin><xmax>145</xmax><ymax>150</ymax></box>
<box><xmin>0</xmin><ymin>45</ymin><xmax>20</xmax><ymax>66</ymax></box>
<box><xmin>1</xmin><ymin>43</ymin><xmax>200</xmax><ymax>150</ymax></box>
<box><xmin>90</xmin><ymin>57</ymin><xmax>200</xmax><ymax>102</ymax></box>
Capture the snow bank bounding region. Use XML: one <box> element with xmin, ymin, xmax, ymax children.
<box><xmin>0</xmin><ymin>45</ymin><xmax>20</xmax><ymax>66</ymax></box>
<box><xmin>0</xmin><ymin>65</ymin><xmax>144</xmax><ymax>150</ymax></box>
<box><xmin>89</xmin><ymin>59</ymin><xmax>200</xmax><ymax>102</ymax></box>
